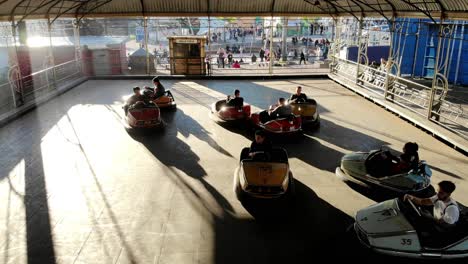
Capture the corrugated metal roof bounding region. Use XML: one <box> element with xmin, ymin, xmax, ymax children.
<box><xmin>0</xmin><ymin>0</ymin><xmax>467</xmax><ymax>21</ymax></box>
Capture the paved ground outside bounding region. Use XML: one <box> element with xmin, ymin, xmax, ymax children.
<box><xmin>0</xmin><ymin>79</ymin><xmax>467</xmax><ymax>264</ymax></box>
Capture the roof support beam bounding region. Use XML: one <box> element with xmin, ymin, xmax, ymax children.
<box><xmin>396</xmin><ymin>0</ymin><xmax>438</xmax><ymax>24</ymax></box>
<box><xmin>75</xmin><ymin>0</ymin><xmax>112</xmax><ymax>23</ymax></box>
<box><xmin>270</xmin><ymin>0</ymin><xmax>276</xmax><ymax>16</ymax></box>
<box><xmin>12</xmin><ymin>0</ymin><xmax>59</xmax><ymax>23</ymax></box>
<box><xmin>433</xmin><ymin>0</ymin><xmax>446</xmax><ymax>19</ymax></box>
<box><xmin>351</xmin><ymin>0</ymin><xmax>392</xmax><ymax>22</ymax></box>
<box><xmin>325</xmin><ymin>0</ymin><xmax>360</xmax><ymax>21</ymax></box>
<box><xmin>50</xmin><ymin>2</ymin><xmax>83</xmax><ymax>24</ymax></box>
<box><xmin>140</xmin><ymin>0</ymin><xmax>145</xmax><ymax>16</ymax></box>
<box><xmin>304</xmin><ymin>0</ymin><xmax>338</xmax><ymax>18</ymax></box>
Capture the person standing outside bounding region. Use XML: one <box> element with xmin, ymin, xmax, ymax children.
<box><xmin>259</xmin><ymin>48</ymin><xmax>265</xmax><ymax>62</ymax></box>
<box><xmin>299</xmin><ymin>50</ymin><xmax>306</xmax><ymax>65</ymax></box>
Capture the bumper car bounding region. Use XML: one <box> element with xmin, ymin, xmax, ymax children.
<box><xmin>250</xmin><ymin>110</ymin><xmax>301</xmax><ymax>134</ymax></box>
<box><xmin>144</xmin><ymin>87</ymin><xmax>176</xmax><ymax>110</ymax></box>
<box><xmin>210</xmin><ymin>99</ymin><xmax>251</xmax><ymax>123</ymax></box>
<box><xmin>124</xmin><ymin>101</ymin><xmax>164</xmax><ymax>131</ymax></box>
<box><xmin>336</xmin><ymin>149</ymin><xmax>432</xmax><ymax>194</ymax></box>
<box><xmin>288</xmin><ymin>99</ymin><xmax>320</xmax><ymax>128</ymax></box>
<box><xmin>354</xmin><ymin>198</ymin><xmax>468</xmax><ymax>259</ymax></box>
<box><xmin>234</xmin><ymin>148</ymin><xmax>295</xmax><ymax>200</ymax></box>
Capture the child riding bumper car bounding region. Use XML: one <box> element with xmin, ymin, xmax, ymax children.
<box><xmin>234</xmin><ymin>147</ymin><xmax>295</xmax><ymax>200</ymax></box>
<box><xmin>336</xmin><ymin>148</ymin><xmax>432</xmax><ymax>194</ymax></box>
<box><xmin>210</xmin><ymin>99</ymin><xmax>251</xmax><ymax>123</ymax></box>
<box><xmin>124</xmin><ymin>101</ymin><xmax>164</xmax><ymax>131</ymax></box>
<box><xmin>354</xmin><ymin>198</ymin><xmax>468</xmax><ymax>259</ymax></box>
<box><xmin>288</xmin><ymin>98</ymin><xmax>320</xmax><ymax>128</ymax></box>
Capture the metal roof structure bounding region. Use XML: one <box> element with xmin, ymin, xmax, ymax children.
<box><xmin>1</xmin><ymin>0</ymin><xmax>467</xmax><ymax>23</ymax></box>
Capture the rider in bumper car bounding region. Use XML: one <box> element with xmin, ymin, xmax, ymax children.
<box><xmin>124</xmin><ymin>86</ymin><xmax>144</xmax><ymax>115</ymax></box>
<box><xmin>289</xmin><ymin>86</ymin><xmax>308</xmax><ymax>103</ymax></box>
<box><xmin>404</xmin><ymin>181</ymin><xmax>459</xmax><ymax>235</ymax></box>
<box><xmin>260</xmin><ymin>98</ymin><xmax>292</xmax><ymax>123</ymax></box>
<box><xmin>226</xmin><ymin>89</ymin><xmax>244</xmax><ymax>108</ymax></box>
<box><xmin>247</xmin><ymin>130</ymin><xmax>273</xmax><ymax>162</ymax></box>
<box><xmin>152</xmin><ymin>76</ymin><xmax>166</xmax><ymax>99</ymax></box>
<box><xmin>381</xmin><ymin>142</ymin><xmax>419</xmax><ymax>175</ymax></box>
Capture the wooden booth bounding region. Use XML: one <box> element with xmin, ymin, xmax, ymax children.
<box><xmin>168</xmin><ymin>36</ymin><xmax>206</xmax><ymax>75</ymax></box>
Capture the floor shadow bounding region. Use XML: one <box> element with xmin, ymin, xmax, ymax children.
<box><xmin>133</xmin><ymin>132</ymin><xmax>207</xmax><ymax>179</ymax></box>
<box><xmin>344</xmin><ymin>180</ymin><xmax>401</xmax><ymax>203</ymax></box>
<box><xmin>0</xmin><ymin>81</ymin><xmax>156</xmax><ymax>264</ymax></box>
<box><xmin>311</xmin><ymin>118</ymin><xmax>388</xmax><ymax>152</ymax></box>
<box><xmin>278</xmin><ymin>135</ymin><xmax>344</xmax><ymax>172</ymax></box>
<box><xmin>177</xmin><ymin>108</ymin><xmax>233</xmax><ymax>157</ymax></box>
<box><xmin>24</xmin><ymin>149</ymin><xmax>56</xmax><ymax>264</ymax></box>
<box><xmin>213</xmin><ymin>180</ymin><xmax>393</xmax><ymax>263</ymax></box>
<box><xmin>430</xmin><ymin>165</ymin><xmax>464</xmax><ymax>180</ymax></box>
<box><xmin>0</xmin><ymin>105</ymin><xmax>59</xmax><ymax>264</ymax></box>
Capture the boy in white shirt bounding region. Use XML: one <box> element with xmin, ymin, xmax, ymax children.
<box><xmin>404</xmin><ymin>181</ymin><xmax>459</xmax><ymax>227</ymax></box>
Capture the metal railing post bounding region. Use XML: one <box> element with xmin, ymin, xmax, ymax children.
<box><xmin>10</xmin><ymin>20</ymin><xmax>24</xmax><ymax>106</ymax></box>
<box><xmin>355</xmin><ymin>17</ymin><xmax>363</xmax><ymax>83</ymax></box>
<box><xmin>269</xmin><ymin>16</ymin><xmax>274</xmax><ymax>75</ymax></box>
<box><xmin>428</xmin><ymin>18</ymin><xmax>445</xmax><ymax>119</ymax></box>
<box><xmin>384</xmin><ymin>16</ymin><xmax>395</xmax><ymax>99</ymax></box>
<box><xmin>73</xmin><ymin>19</ymin><xmax>82</xmax><ymax>75</ymax></box>
<box><xmin>47</xmin><ymin>17</ymin><xmax>57</xmax><ymax>88</ymax></box>
<box><xmin>144</xmin><ymin>17</ymin><xmax>150</xmax><ymax>75</ymax></box>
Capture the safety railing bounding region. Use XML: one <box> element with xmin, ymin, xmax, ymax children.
<box><xmin>331</xmin><ymin>57</ymin><xmax>468</xmax><ymax>139</ymax></box>
<box><xmin>0</xmin><ymin>60</ymin><xmax>82</xmax><ymax>116</ymax></box>
<box><xmin>88</xmin><ymin>55</ymin><xmax>331</xmax><ymax>77</ymax></box>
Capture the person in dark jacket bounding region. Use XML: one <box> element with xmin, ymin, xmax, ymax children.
<box><xmin>269</xmin><ymin>98</ymin><xmax>292</xmax><ymax>118</ymax></box>
<box><xmin>289</xmin><ymin>86</ymin><xmax>308</xmax><ymax>103</ymax></box>
<box><xmin>299</xmin><ymin>51</ymin><xmax>306</xmax><ymax>65</ymax></box>
<box><xmin>152</xmin><ymin>76</ymin><xmax>166</xmax><ymax>99</ymax></box>
<box><xmin>259</xmin><ymin>48</ymin><xmax>265</xmax><ymax>62</ymax></box>
<box><xmin>249</xmin><ymin>130</ymin><xmax>272</xmax><ymax>157</ymax></box>
<box><xmin>124</xmin><ymin>87</ymin><xmax>144</xmax><ymax>115</ymax></box>
<box><xmin>382</xmin><ymin>142</ymin><xmax>420</xmax><ymax>174</ymax></box>
<box><xmin>226</xmin><ymin>89</ymin><xmax>244</xmax><ymax>108</ymax></box>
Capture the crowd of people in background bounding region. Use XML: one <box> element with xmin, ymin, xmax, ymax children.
<box><xmin>201</xmin><ymin>20</ymin><xmax>334</xmax><ymax>70</ymax></box>
<box><xmin>211</xmin><ymin>27</ymin><xmax>258</xmax><ymax>43</ymax></box>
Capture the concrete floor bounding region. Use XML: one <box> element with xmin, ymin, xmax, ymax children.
<box><xmin>0</xmin><ymin>79</ymin><xmax>466</xmax><ymax>264</ymax></box>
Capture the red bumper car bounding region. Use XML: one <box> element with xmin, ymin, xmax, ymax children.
<box><xmin>250</xmin><ymin>110</ymin><xmax>302</xmax><ymax>134</ymax></box>
<box><xmin>210</xmin><ymin>100</ymin><xmax>251</xmax><ymax>123</ymax></box>
<box><xmin>124</xmin><ymin>102</ymin><xmax>164</xmax><ymax>131</ymax></box>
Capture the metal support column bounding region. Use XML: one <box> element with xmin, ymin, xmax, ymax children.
<box><xmin>428</xmin><ymin>19</ymin><xmax>444</xmax><ymax>119</ymax></box>
<box><xmin>411</xmin><ymin>19</ymin><xmax>421</xmax><ymax>78</ymax></box>
<box><xmin>8</xmin><ymin>21</ymin><xmax>21</xmax><ymax>107</ymax></box>
<box><xmin>281</xmin><ymin>17</ymin><xmax>288</xmax><ymax>61</ymax></box>
<box><xmin>47</xmin><ymin>17</ymin><xmax>57</xmax><ymax>87</ymax></box>
<box><xmin>384</xmin><ymin>16</ymin><xmax>396</xmax><ymax>99</ymax></box>
<box><xmin>144</xmin><ymin>17</ymin><xmax>150</xmax><ymax>75</ymax></box>
<box><xmin>355</xmin><ymin>17</ymin><xmax>364</xmax><ymax>83</ymax></box>
<box><xmin>331</xmin><ymin>18</ymin><xmax>340</xmax><ymax>68</ymax></box>
<box><xmin>454</xmin><ymin>21</ymin><xmax>464</xmax><ymax>85</ymax></box>
<box><xmin>208</xmin><ymin>16</ymin><xmax>212</xmax><ymax>76</ymax></box>
<box><xmin>73</xmin><ymin>19</ymin><xmax>82</xmax><ymax>74</ymax></box>
<box><xmin>269</xmin><ymin>16</ymin><xmax>274</xmax><ymax>75</ymax></box>
<box><xmin>444</xmin><ymin>25</ymin><xmax>455</xmax><ymax>77</ymax></box>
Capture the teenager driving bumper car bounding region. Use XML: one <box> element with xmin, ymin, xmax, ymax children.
<box><xmin>250</xmin><ymin>98</ymin><xmax>302</xmax><ymax>134</ymax></box>
<box><xmin>354</xmin><ymin>180</ymin><xmax>468</xmax><ymax>259</ymax></box>
<box><xmin>144</xmin><ymin>76</ymin><xmax>176</xmax><ymax>110</ymax></box>
<box><xmin>210</xmin><ymin>89</ymin><xmax>251</xmax><ymax>123</ymax></box>
<box><xmin>123</xmin><ymin>87</ymin><xmax>164</xmax><ymax>131</ymax></box>
<box><xmin>288</xmin><ymin>86</ymin><xmax>320</xmax><ymax>128</ymax></box>
<box><xmin>336</xmin><ymin>143</ymin><xmax>433</xmax><ymax>194</ymax></box>
<box><xmin>234</xmin><ymin>131</ymin><xmax>295</xmax><ymax>200</ymax></box>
